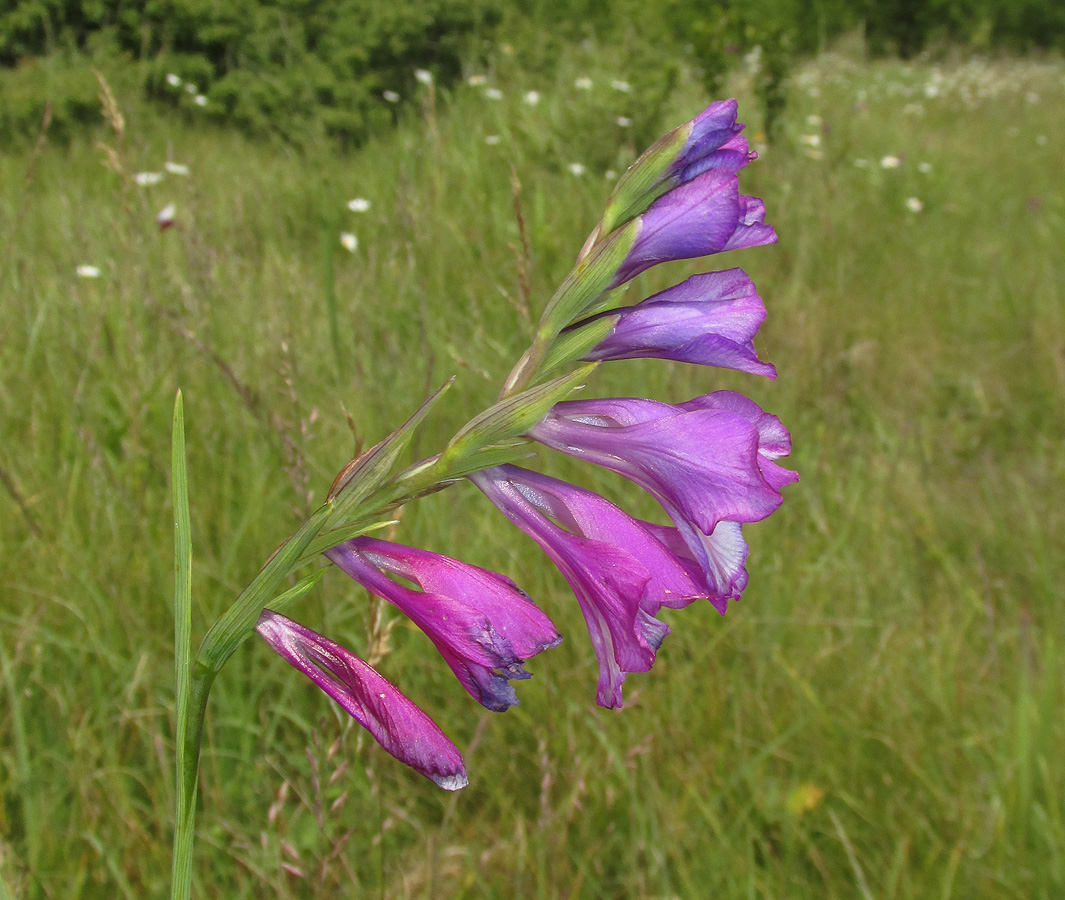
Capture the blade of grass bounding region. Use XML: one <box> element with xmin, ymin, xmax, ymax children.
<box><xmin>170</xmin><ymin>391</ymin><xmax>195</xmax><ymax>900</ymax></box>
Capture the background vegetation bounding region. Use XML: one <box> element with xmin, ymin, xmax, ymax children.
<box><xmin>1</xmin><ymin>7</ymin><xmax>1063</xmax><ymax>900</ymax></box>
<box><xmin>2</xmin><ymin>0</ymin><xmax>1065</xmax><ymax>145</ymax></box>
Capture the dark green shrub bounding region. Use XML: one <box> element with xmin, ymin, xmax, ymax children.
<box><xmin>1</xmin><ymin>0</ymin><xmax>500</xmax><ymax>144</ymax></box>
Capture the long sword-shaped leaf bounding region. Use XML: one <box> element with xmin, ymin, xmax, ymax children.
<box><xmin>170</xmin><ymin>391</ymin><xmax>195</xmax><ymax>900</ymax></box>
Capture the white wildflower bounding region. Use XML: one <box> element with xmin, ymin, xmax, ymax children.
<box><xmin>185</xmin><ymin>82</ymin><xmax>198</xmax><ymax>94</ymax></box>
<box><xmin>347</xmin><ymin>198</ymin><xmax>371</xmax><ymax>213</ymax></box>
<box><xmin>800</xmin><ymin>133</ymin><xmax>821</xmax><ymax>148</ymax></box>
<box><xmin>383</xmin><ymin>90</ymin><xmax>400</xmax><ymax>103</ymax></box>
<box><xmin>917</xmin><ymin>161</ymin><xmax>933</xmax><ymax>174</ymax></box>
<box><xmin>567</xmin><ymin>162</ymin><xmax>586</xmax><ymax>176</ymax></box>
<box><xmin>616</xmin><ymin>116</ymin><xmax>632</xmax><ymax>127</ymax></box>
<box><xmin>166</xmin><ymin>73</ymin><xmax>182</xmax><ymax>88</ymax></box>
<box><xmin>904</xmin><ymin>197</ymin><xmax>924</xmax><ymax>213</ymax></box>
<box><xmin>484</xmin><ymin>87</ymin><xmax>503</xmax><ymax>100</ymax></box>
<box><xmin>414</xmin><ymin>69</ymin><xmax>433</xmax><ymax>85</ymax></box>
<box><xmin>164</xmin><ymin>162</ymin><xmax>189</xmax><ymax>175</ymax></box>
<box><xmin>157</xmin><ymin>203</ymin><xmax>176</xmax><ymax>227</ymax></box>
<box><xmin>610</xmin><ymin>79</ymin><xmax>632</xmax><ymax>93</ymax></box>
<box><xmin>574</xmin><ymin>76</ymin><xmax>593</xmax><ymax>90</ymax></box>
<box><xmin>134</xmin><ymin>172</ymin><xmax>164</xmax><ymax>186</ymax></box>
<box><xmin>605</xmin><ymin>169</ymin><xmax>617</xmax><ymax>180</ymax></box>
<box><xmin>880</xmin><ymin>155</ymin><xmax>901</xmax><ymax>169</ymax></box>
<box><xmin>523</xmin><ymin>90</ymin><xmax>540</xmax><ymax>106</ymax></box>
<box><xmin>193</xmin><ymin>94</ymin><xmax>208</xmax><ymax>107</ymax></box>
<box><xmin>467</xmin><ymin>74</ymin><xmax>486</xmax><ymax>87</ymax></box>
<box><xmin>484</xmin><ymin>134</ymin><xmax>501</xmax><ymax>145</ymax></box>
<box><xmin>339</xmin><ymin>232</ymin><xmax>358</xmax><ymax>252</ymax></box>
<box><xmin>76</xmin><ymin>265</ymin><xmax>101</xmax><ymax>278</ymax></box>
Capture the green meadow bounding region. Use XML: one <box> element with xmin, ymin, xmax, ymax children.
<box><xmin>1</xmin><ymin>41</ymin><xmax>1063</xmax><ymax>898</ymax></box>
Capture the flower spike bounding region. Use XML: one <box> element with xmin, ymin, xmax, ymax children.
<box><xmin>325</xmin><ymin>538</ymin><xmax>560</xmax><ymax>712</ymax></box>
<box><xmin>256</xmin><ymin>611</ymin><xmax>467</xmax><ymax>790</ymax></box>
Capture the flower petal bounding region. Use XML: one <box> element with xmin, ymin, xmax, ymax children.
<box><xmin>470</xmin><ymin>465</ymin><xmax>704</xmax><ymax>707</ymax></box>
<box><xmin>581</xmin><ymin>268</ymin><xmax>775</xmax><ymax>377</ymax></box>
<box><xmin>326</xmin><ymin>538</ymin><xmax>559</xmax><ymax>712</ymax></box>
<box><xmin>677</xmin><ymin>391</ymin><xmax>799</xmax><ymax>491</ymax></box>
<box><xmin>529</xmin><ymin>398</ymin><xmax>785</xmax><ymax>535</ymax></box>
<box><xmin>610</xmin><ymin>170</ymin><xmax>776</xmax><ymax>287</ymax></box>
<box><xmin>256</xmin><ymin>611</ymin><xmax>467</xmax><ymax>790</ymax></box>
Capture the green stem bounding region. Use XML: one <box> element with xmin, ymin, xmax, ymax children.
<box><xmin>170</xmin><ymin>667</ymin><xmax>214</xmax><ymax>900</ymax></box>
<box><xmin>171</xmin><ymin>390</ymin><xmax>198</xmax><ymax>900</ymax></box>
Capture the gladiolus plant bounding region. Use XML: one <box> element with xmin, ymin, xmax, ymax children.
<box><xmin>169</xmin><ymin>98</ymin><xmax>795</xmax><ymax>899</ymax></box>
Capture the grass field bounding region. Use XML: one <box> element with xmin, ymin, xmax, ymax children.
<box><xmin>1</xmin><ymin>40</ymin><xmax>1064</xmax><ymax>899</ymax></box>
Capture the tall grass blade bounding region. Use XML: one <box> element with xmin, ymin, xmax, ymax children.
<box><xmin>170</xmin><ymin>391</ymin><xmax>195</xmax><ymax>900</ymax></box>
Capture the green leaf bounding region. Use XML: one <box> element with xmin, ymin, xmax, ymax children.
<box><xmin>442</xmin><ymin>365</ymin><xmax>596</xmax><ymax>464</ymax></box>
<box><xmin>327</xmin><ymin>378</ymin><xmax>453</xmax><ymax>524</ymax></box>
<box><xmin>170</xmin><ymin>391</ymin><xmax>195</xmax><ymax>900</ymax></box>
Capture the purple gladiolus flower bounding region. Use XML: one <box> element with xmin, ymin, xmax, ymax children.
<box><xmin>601</xmin><ymin>100</ymin><xmax>755</xmax><ymax>236</ymax></box>
<box><xmin>675</xmin><ymin>391</ymin><xmax>798</xmax><ymax>494</ymax></box>
<box><xmin>529</xmin><ymin>395</ymin><xmax>792</xmax><ymax>532</ymax></box>
<box><xmin>325</xmin><ymin>537</ymin><xmax>560</xmax><ymax>712</ymax></box>
<box><xmin>256</xmin><ymin>610</ymin><xmax>467</xmax><ymax>790</ymax></box>
<box><xmin>470</xmin><ymin>465</ymin><xmax>708</xmax><ymax>707</ymax></box>
<box><xmin>527</xmin><ymin>394</ymin><xmax>797</xmax><ymax>611</ymax></box>
<box><xmin>610</xmin><ymin>169</ymin><xmax>776</xmax><ymax>288</ymax></box>
<box><xmin>671</xmin><ymin>99</ymin><xmax>753</xmax><ymax>184</ymax></box>
<box><xmin>580</xmin><ymin>268</ymin><xmax>776</xmax><ymax>377</ymax></box>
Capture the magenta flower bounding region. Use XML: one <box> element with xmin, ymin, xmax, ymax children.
<box><xmin>325</xmin><ymin>537</ymin><xmax>560</xmax><ymax>712</ymax></box>
<box><xmin>610</xmin><ymin>169</ymin><xmax>776</xmax><ymax>288</ymax></box>
<box><xmin>470</xmin><ymin>464</ymin><xmax>708</xmax><ymax>707</ymax></box>
<box><xmin>256</xmin><ymin>610</ymin><xmax>467</xmax><ymax>790</ymax></box>
<box><xmin>579</xmin><ymin>268</ymin><xmax>776</xmax><ymax>377</ymax></box>
<box><xmin>527</xmin><ymin>394</ymin><xmax>796</xmax><ymax>610</ymax></box>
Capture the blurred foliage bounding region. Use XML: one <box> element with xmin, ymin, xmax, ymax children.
<box><xmin>0</xmin><ymin>0</ymin><xmax>1063</xmax><ymax>145</ymax></box>
<box><xmin>0</xmin><ymin>0</ymin><xmax>499</xmax><ymax>145</ymax></box>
